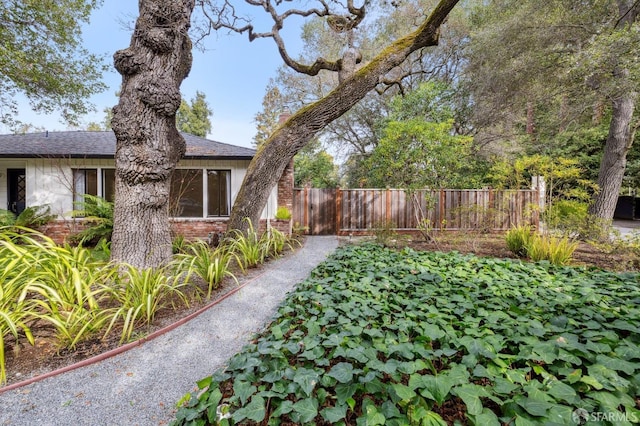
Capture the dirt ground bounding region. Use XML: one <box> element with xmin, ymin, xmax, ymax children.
<box><xmin>3</xmin><ymin>231</ymin><xmax>638</xmax><ymax>389</ymax></box>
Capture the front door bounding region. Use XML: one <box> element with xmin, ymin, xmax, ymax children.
<box><xmin>7</xmin><ymin>169</ymin><xmax>26</xmax><ymax>215</ymax></box>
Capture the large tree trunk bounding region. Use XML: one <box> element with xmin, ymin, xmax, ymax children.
<box><xmin>110</xmin><ymin>1</ymin><xmax>195</xmax><ymax>268</ymax></box>
<box><xmin>588</xmin><ymin>91</ymin><xmax>636</xmax><ymax>219</ymax></box>
<box><xmin>588</xmin><ymin>1</ymin><xmax>639</xmax><ymax>220</ymax></box>
<box><xmin>227</xmin><ymin>0</ymin><xmax>460</xmax><ymax>232</ymax></box>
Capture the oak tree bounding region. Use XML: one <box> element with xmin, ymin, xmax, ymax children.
<box><xmin>200</xmin><ymin>0</ymin><xmax>462</xmax><ymax>231</ymax></box>
<box><xmin>0</xmin><ymin>0</ymin><xmax>106</xmax><ymax>128</ymax></box>
<box><xmin>110</xmin><ymin>0</ymin><xmax>195</xmax><ymax>268</ymax></box>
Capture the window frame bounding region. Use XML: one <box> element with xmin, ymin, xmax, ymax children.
<box><xmin>206</xmin><ymin>169</ymin><xmax>232</xmax><ymax>218</ymax></box>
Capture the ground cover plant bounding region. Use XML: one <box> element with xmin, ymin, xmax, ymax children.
<box><xmin>174</xmin><ymin>243</ymin><xmax>640</xmax><ymax>425</ymax></box>
<box><xmin>0</xmin><ymin>223</ymin><xmax>297</xmax><ymax>385</ymax></box>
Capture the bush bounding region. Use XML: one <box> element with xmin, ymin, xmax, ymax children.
<box><xmin>0</xmin><ymin>205</ymin><xmax>55</xmax><ymax>230</ymax></box>
<box><xmin>69</xmin><ymin>195</ymin><xmax>114</xmax><ymax>246</ymax></box>
<box><xmin>505</xmin><ymin>225</ymin><xmax>534</xmax><ymax>257</ymax></box>
<box><xmin>543</xmin><ymin>199</ymin><xmax>588</xmax><ymax>231</ymax></box>
<box><xmin>525</xmin><ymin>233</ymin><xmax>578</xmax><ymax>265</ymax></box>
<box><xmin>274</xmin><ymin>206</ymin><xmax>292</xmax><ymax>220</ymax></box>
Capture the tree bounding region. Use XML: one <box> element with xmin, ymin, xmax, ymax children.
<box><xmin>294</xmin><ymin>139</ymin><xmax>339</xmax><ymax>188</ymax></box>
<box><xmin>110</xmin><ymin>0</ymin><xmax>195</xmax><ymax>268</ymax></box>
<box><xmin>211</xmin><ymin>0</ymin><xmax>462</xmax><ymax>232</ymax></box>
<box><xmin>176</xmin><ymin>90</ymin><xmax>212</xmax><ymax>137</ymax></box>
<box><xmin>588</xmin><ymin>1</ymin><xmax>640</xmax><ymax>219</ymax></box>
<box><xmin>463</xmin><ymin>0</ymin><xmax>640</xmax><ymax>221</ymax></box>
<box><xmin>253</xmin><ymin>84</ymin><xmax>286</xmax><ymax>148</ymax></box>
<box><xmin>0</xmin><ymin>0</ymin><xmax>107</xmax><ymax>128</ymax></box>
<box><xmin>362</xmin><ymin>83</ymin><xmax>474</xmax><ymax>189</ymax></box>
<box><xmin>265</xmin><ymin>1</ymin><xmax>473</xmax><ymax>186</ymax></box>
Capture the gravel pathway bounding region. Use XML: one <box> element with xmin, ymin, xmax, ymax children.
<box><xmin>0</xmin><ymin>236</ymin><xmax>338</xmax><ymax>426</ymax></box>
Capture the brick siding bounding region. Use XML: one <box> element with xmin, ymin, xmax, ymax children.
<box><xmin>40</xmin><ymin>218</ymin><xmax>292</xmax><ymax>245</ymax></box>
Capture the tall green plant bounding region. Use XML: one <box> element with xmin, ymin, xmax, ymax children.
<box><xmin>0</xmin><ymin>237</ymin><xmax>38</xmax><ymax>385</ymax></box>
<box><xmin>26</xmin><ymin>243</ymin><xmax>116</xmax><ymax>348</ymax></box>
<box><xmin>525</xmin><ymin>234</ymin><xmax>578</xmax><ymax>265</ymax></box>
<box><xmin>228</xmin><ymin>219</ymin><xmax>269</xmax><ymax>271</ymax></box>
<box><xmin>175</xmin><ymin>241</ymin><xmax>236</xmax><ymax>299</ymax></box>
<box><xmin>70</xmin><ymin>195</ymin><xmax>114</xmax><ymax>246</ymax></box>
<box><xmin>505</xmin><ymin>225</ymin><xmax>534</xmax><ymax>257</ymax></box>
<box><xmin>103</xmin><ymin>265</ymin><xmax>189</xmax><ymax>343</ymax></box>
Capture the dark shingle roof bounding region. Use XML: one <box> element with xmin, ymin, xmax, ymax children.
<box><xmin>0</xmin><ymin>131</ymin><xmax>255</xmax><ymax>160</ymax></box>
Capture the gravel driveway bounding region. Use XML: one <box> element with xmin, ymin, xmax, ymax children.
<box><xmin>0</xmin><ymin>236</ymin><xmax>338</xmax><ymax>426</ymax></box>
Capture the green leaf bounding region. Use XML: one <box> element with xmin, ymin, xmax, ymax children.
<box><xmin>321</xmin><ymin>404</ymin><xmax>348</xmax><ymax>422</ymax></box>
<box><xmin>231</xmin><ymin>395</ymin><xmax>265</xmax><ymax>423</ymax></box>
<box><xmin>596</xmin><ymin>354</ymin><xmax>637</xmax><ymax>375</ymax></box>
<box><xmin>390</xmin><ymin>383</ymin><xmax>417</xmax><ymax>402</ymax></box>
<box><xmin>546</xmin><ymin>380</ymin><xmax>577</xmax><ymax>404</ymax></box>
<box><xmin>453</xmin><ymin>384</ymin><xmax>486</xmax><ymax>416</ymax></box>
<box><xmin>233</xmin><ymin>380</ymin><xmax>256</xmax><ymax>405</ymax></box>
<box><xmin>359</xmin><ymin>400</ymin><xmax>386</xmax><ymax>426</ymax></box>
<box><xmin>328</xmin><ymin>362</ymin><xmax>356</xmax><ymax>383</ymax></box>
<box><xmin>420</xmin><ymin>374</ymin><xmax>454</xmax><ymax>405</ymax></box>
<box><xmin>292</xmin><ymin>398</ymin><xmax>319</xmax><ymax>423</ymax></box>
<box><xmin>293</xmin><ymin>367</ymin><xmax>320</xmax><ymax>397</ymax></box>
<box><xmin>271</xmin><ymin>400</ymin><xmax>294</xmax><ymax>417</ymax></box>
<box><xmin>515</xmin><ymin>396</ymin><xmax>553</xmax><ymax>417</ymax></box>
<box><xmin>336</xmin><ymin>382</ymin><xmax>359</xmax><ymax>404</ymax></box>
<box><xmin>472</xmin><ymin>408</ymin><xmax>501</xmax><ymax>426</ymax></box>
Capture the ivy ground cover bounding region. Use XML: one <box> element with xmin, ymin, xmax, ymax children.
<box><xmin>174</xmin><ymin>243</ymin><xmax>640</xmax><ymax>425</ymax></box>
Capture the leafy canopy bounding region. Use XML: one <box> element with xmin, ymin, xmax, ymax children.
<box><xmin>0</xmin><ymin>0</ymin><xmax>107</xmax><ymax>128</ymax></box>
<box><xmin>363</xmin><ymin>82</ymin><xmax>474</xmax><ymax>189</ymax></box>
<box><xmin>176</xmin><ymin>91</ymin><xmax>213</xmax><ymax>137</ymax></box>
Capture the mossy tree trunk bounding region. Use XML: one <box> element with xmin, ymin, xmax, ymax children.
<box><xmin>110</xmin><ymin>0</ymin><xmax>195</xmax><ymax>269</ymax></box>
<box><xmin>227</xmin><ymin>0</ymin><xmax>460</xmax><ymax>232</ymax></box>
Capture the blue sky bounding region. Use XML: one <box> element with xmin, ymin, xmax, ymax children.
<box><xmin>12</xmin><ymin>1</ymin><xmax>300</xmax><ymax>148</ymax></box>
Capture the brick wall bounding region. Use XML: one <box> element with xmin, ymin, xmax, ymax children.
<box><xmin>277</xmin><ymin>160</ymin><xmax>294</xmax><ymax>212</ymax></box>
<box><xmin>41</xmin><ymin>218</ymin><xmax>292</xmax><ymax>245</ymax></box>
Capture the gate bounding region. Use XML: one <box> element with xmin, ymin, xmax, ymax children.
<box><xmin>292</xmin><ymin>188</ymin><xmax>337</xmax><ymax>235</ymax></box>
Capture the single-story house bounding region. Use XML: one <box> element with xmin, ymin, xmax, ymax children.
<box><xmin>0</xmin><ymin>131</ymin><xmax>293</xmax><ymax>242</ymax></box>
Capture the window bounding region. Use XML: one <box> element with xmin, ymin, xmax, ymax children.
<box><xmin>170</xmin><ymin>169</ymin><xmax>203</xmax><ymax>217</ymax></box>
<box><xmin>102</xmin><ymin>169</ymin><xmax>116</xmax><ymax>202</ymax></box>
<box><xmin>208</xmin><ymin>170</ymin><xmax>231</xmax><ymax>217</ymax></box>
<box><xmin>72</xmin><ymin>169</ymin><xmax>97</xmax><ymax>205</ymax></box>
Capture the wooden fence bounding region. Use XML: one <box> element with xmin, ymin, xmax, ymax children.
<box><xmin>292</xmin><ymin>188</ymin><xmax>541</xmax><ymax>235</ymax></box>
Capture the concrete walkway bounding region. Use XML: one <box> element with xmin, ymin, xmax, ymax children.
<box><xmin>0</xmin><ymin>236</ymin><xmax>339</xmax><ymax>426</ymax></box>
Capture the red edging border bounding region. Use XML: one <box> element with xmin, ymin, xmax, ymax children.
<box><xmin>0</xmin><ymin>269</ymin><xmax>270</xmax><ymax>395</ymax></box>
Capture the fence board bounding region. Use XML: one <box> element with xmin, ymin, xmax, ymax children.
<box><xmin>293</xmin><ymin>188</ymin><xmax>540</xmax><ymax>235</ymax></box>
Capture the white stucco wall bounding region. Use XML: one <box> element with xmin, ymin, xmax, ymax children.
<box><xmin>0</xmin><ymin>158</ymin><xmax>278</xmax><ymax>219</ymax></box>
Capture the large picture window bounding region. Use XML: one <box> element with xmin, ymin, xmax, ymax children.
<box><xmin>72</xmin><ymin>167</ymin><xmax>231</xmax><ymax>218</ymax></box>
<box><xmin>170</xmin><ymin>169</ymin><xmax>203</xmax><ymax>217</ymax></box>
<box><xmin>208</xmin><ymin>170</ymin><xmax>231</xmax><ymax>217</ymax></box>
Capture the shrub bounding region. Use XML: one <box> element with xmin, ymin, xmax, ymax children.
<box><xmin>172</xmin><ymin>234</ymin><xmax>188</xmax><ymax>254</ymax></box>
<box><xmin>69</xmin><ymin>195</ymin><xmax>114</xmax><ymax>246</ymax></box>
<box><xmin>274</xmin><ymin>206</ymin><xmax>292</xmax><ymax>220</ymax></box>
<box><xmin>228</xmin><ymin>219</ymin><xmax>269</xmax><ymax>271</ymax></box>
<box><xmin>14</xmin><ymin>205</ymin><xmax>55</xmax><ymax>229</ymax></box>
<box><xmin>373</xmin><ymin>220</ymin><xmax>398</xmax><ymax>246</ymax></box>
<box><xmin>543</xmin><ymin>199</ymin><xmax>588</xmax><ymax>232</ymax></box>
<box><xmin>0</xmin><ymin>205</ymin><xmax>55</xmax><ymax>230</ymax></box>
<box><xmin>103</xmin><ymin>264</ymin><xmax>190</xmax><ymax>343</ymax></box>
<box><xmin>175</xmin><ymin>241</ymin><xmax>236</xmax><ymax>299</ymax></box>
<box><xmin>525</xmin><ymin>233</ymin><xmax>578</xmax><ymax>265</ymax></box>
<box><xmin>505</xmin><ymin>225</ymin><xmax>534</xmax><ymax>257</ymax></box>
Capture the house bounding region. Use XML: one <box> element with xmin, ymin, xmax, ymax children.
<box><xmin>0</xmin><ymin>131</ymin><xmax>293</xmax><ymax>242</ymax></box>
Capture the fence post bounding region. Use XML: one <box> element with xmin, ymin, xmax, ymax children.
<box><xmin>336</xmin><ymin>188</ymin><xmax>342</xmax><ymax>235</ymax></box>
<box><xmin>439</xmin><ymin>189</ymin><xmax>445</xmax><ymax>229</ymax></box>
<box><xmin>385</xmin><ymin>189</ymin><xmax>392</xmax><ymax>224</ymax></box>
<box><xmin>303</xmin><ymin>186</ymin><xmax>309</xmax><ymax>234</ymax></box>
